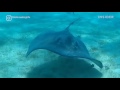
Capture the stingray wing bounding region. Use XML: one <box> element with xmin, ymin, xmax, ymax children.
<box><xmin>26</xmin><ymin>31</ymin><xmax>57</xmax><ymax>57</ymax></box>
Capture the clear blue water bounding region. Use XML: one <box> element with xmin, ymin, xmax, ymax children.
<box><xmin>0</xmin><ymin>12</ymin><xmax>120</xmax><ymax>78</ymax></box>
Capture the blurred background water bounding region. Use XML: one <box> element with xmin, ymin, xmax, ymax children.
<box><xmin>0</xmin><ymin>12</ymin><xmax>120</xmax><ymax>78</ymax></box>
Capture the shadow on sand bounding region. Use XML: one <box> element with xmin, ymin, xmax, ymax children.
<box><xmin>27</xmin><ymin>56</ymin><xmax>102</xmax><ymax>78</ymax></box>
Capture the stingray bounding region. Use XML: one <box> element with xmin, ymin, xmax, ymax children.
<box><xmin>26</xmin><ymin>18</ymin><xmax>103</xmax><ymax>69</ymax></box>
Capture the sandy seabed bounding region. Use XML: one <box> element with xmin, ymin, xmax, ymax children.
<box><xmin>0</xmin><ymin>12</ymin><xmax>120</xmax><ymax>78</ymax></box>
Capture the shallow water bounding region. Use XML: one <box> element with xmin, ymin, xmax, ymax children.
<box><xmin>0</xmin><ymin>12</ymin><xmax>120</xmax><ymax>78</ymax></box>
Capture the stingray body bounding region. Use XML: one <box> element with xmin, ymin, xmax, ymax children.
<box><xmin>26</xmin><ymin>18</ymin><xmax>103</xmax><ymax>69</ymax></box>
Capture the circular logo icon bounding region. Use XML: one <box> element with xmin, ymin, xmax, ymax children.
<box><xmin>6</xmin><ymin>15</ymin><xmax>12</xmax><ymax>21</ymax></box>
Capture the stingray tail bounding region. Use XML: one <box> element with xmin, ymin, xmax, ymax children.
<box><xmin>65</xmin><ymin>17</ymin><xmax>81</xmax><ymax>30</ymax></box>
<box><xmin>89</xmin><ymin>58</ymin><xmax>103</xmax><ymax>69</ymax></box>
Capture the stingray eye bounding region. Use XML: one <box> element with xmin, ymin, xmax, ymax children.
<box><xmin>66</xmin><ymin>36</ymin><xmax>72</xmax><ymax>43</ymax></box>
<box><xmin>56</xmin><ymin>37</ymin><xmax>60</xmax><ymax>42</ymax></box>
<box><xmin>74</xmin><ymin>42</ymin><xmax>79</xmax><ymax>49</ymax></box>
<box><xmin>55</xmin><ymin>37</ymin><xmax>62</xmax><ymax>44</ymax></box>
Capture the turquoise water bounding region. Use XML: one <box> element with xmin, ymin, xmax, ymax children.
<box><xmin>0</xmin><ymin>12</ymin><xmax>120</xmax><ymax>78</ymax></box>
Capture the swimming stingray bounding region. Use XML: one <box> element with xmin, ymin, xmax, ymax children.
<box><xmin>26</xmin><ymin>18</ymin><xmax>103</xmax><ymax>69</ymax></box>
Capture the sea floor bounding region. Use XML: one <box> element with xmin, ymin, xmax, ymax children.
<box><xmin>0</xmin><ymin>12</ymin><xmax>120</xmax><ymax>78</ymax></box>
